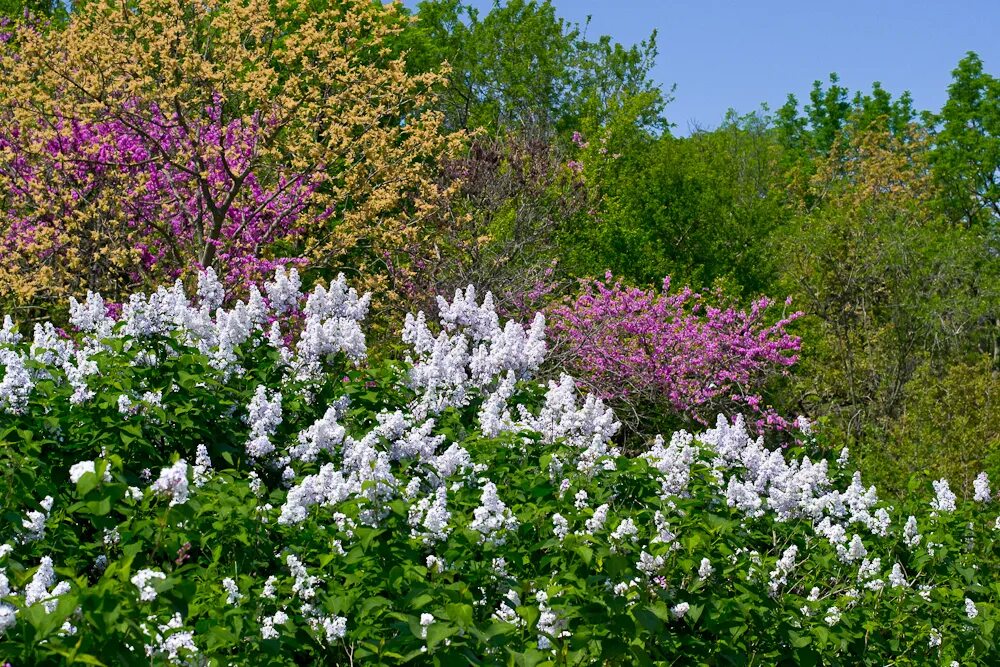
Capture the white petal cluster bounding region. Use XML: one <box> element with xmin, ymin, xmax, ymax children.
<box><xmin>931</xmin><ymin>478</ymin><xmax>957</xmax><ymax>514</ymax></box>
<box><xmin>131</xmin><ymin>568</ymin><xmax>166</xmax><ymax>602</ymax></box>
<box><xmin>974</xmin><ymin>472</ymin><xmax>991</xmax><ymax>503</ymax></box>
<box><xmin>246</xmin><ymin>385</ymin><xmax>283</xmax><ymax>459</ymax></box>
<box><xmin>21</xmin><ymin>496</ymin><xmax>53</xmax><ymax>543</ymax></box>
<box><xmin>193</xmin><ymin>445</ymin><xmax>213</xmax><ymax>487</ymax></box>
<box><xmin>142</xmin><ymin>612</ymin><xmax>198</xmax><ymax>663</ymax></box>
<box><xmin>24</xmin><ymin>556</ymin><xmax>58</xmax><ymax>608</ymax></box>
<box><xmin>552</xmin><ymin>513</ymin><xmax>570</xmax><ymax>541</ymax></box>
<box><xmin>150</xmin><ymin>460</ymin><xmax>190</xmax><ymax>506</ymax></box>
<box><xmin>294</xmin><ymin>274</ymin><xmax>370</xmax><ymax>377</ymax></box>
<box><xmin>222</xmin><ymin>577</ymin><xmax>242</xmax><ymax>606</ymax></box>
<box><xmin>403</xmin><ymin>286</ymin><xmax>546</xmax><ymax>420</ymax></box>
<box><xmin>768</xmin><ymin>545</ymin><xmax>798</xmax><ymax>596</ymax></box>
<box><xmin>637</xmin><ymin>551</ymin><xmax>665</xmax><ymax>576</ymax></box>
<box><xmin>290</xmin><ymin>405</ymin><xmax>346</xmax><ymax>462</ymax></box>
<box><xmin>419</xmin><ymin>612</ymin><xmax>434</xmax><ymax>639</ymax></box>
<box><xmin>0</xmin><ymin>315</ymin><xmax>21</xmax><ymax>345</ymax></box>
<box><xmin>610</xmin><ymin>518</ymin><xmax>638</xmax><ymax>545</ymax></box>
<box><xmin>318</xmin><ymin>615</ymin><xmax>347</xmax><ymax>643</ymax></box>
<box><xmin>286</xmin><ymin>554</ymin><xmax>321</xmax><ymax>601</ymax></box>
<box><xmin>469</xmin><ymin>481</ymin><xmax>519</xmax><ymax>545</ymax></box>
<box><xmin>582</xmin><ymin>504</ymin><xmax>609</xmax><ymax>536</ymax></box>
<box><xmin>278</xmin><ymin>464</ymin><xmax>357</xmax><ymax>525</ymax></box>
<box><xmin>69</xmin><ymin>460</ymin><xmax>111</xmax><ymax>484</ymax></box>
<box><xmin>0</xmin><ymin>595</ymin><xmax>14</xmax><ymax>636</ymax></box>
<box><xmin>196</xmin><ymin>267</ymin><xmax>225</xmax><ymax>313</ymax></box>
<box><xmin>643</xmin><ymin>432</ymin><xmax>698</xmax><ymax>498</ymax></box>
<box><xmin>69</xmin><ymin>291</ymin><xmax>115</xmax><ymax>338</ymax></box>
<box><xmin>261</xmin><ymin>610</ymin><xmax>289</xmax><ymax>639</ymax></box>
<box><xmin>535</xmin><ymin>590</ymin><xmax>571</xmax><ymax>650</ymax></box>
<box><xmin>0</xmin><ymin>348</ymin><xmax>33</xmax><ymax>414</ymax></box>
<box><xmin>409</xmin><ymin>487</ymin><xmax>452</xmax><ymax>544</ymax></box>
<box><xmin>889</xmin><ymin>563</ymin><xmax>907</xmax><ymax>588</ymax></box>
<box><xmin>903</xmin><ymin>515</ymin><xmax>922</xmax><ymax>549</ymax></box>
<box><xmin>264</xmin><ymin>266</ymin><xmax>302</xmax><ymax>315</ymax></box>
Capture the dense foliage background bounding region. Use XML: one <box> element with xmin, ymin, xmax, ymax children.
<box><xmin>0</xmin><ymin>0</ymin><xmax>998</xmax><ymax>663</ymax></box>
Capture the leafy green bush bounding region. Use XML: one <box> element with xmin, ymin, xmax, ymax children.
<box><xmin>882</xmin><ymin>356</ymin><xmax>1000</xmax><ymax>495</ymax></box>
<box><xmin>1</xmin><ymin>271</ymin><xmax>1000</xmax><ymax>665</ymax></box>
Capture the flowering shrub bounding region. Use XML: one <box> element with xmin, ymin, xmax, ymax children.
<box><xmin>1</xmin><ymin>271</ymin><xmax>999</xmax><ymax>664</ymax></box>
<box><xmin>549</xmin><ymin>274</ymin><xmax>803</xmax><ymax>433</ymax></box>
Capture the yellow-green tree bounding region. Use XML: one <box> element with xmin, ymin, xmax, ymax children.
<box><xmin>781</xmin><ymin>118</ymin><xmax>999</xmax><ymax>487</ymax></box>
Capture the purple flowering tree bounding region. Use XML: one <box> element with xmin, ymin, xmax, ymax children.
<box><xmin>0</xmin><ymin>100</ymin><xmax>321</xmax><ymax>303</ymax></box>
<box><xmin>548</xmin><ymin>273</ymin><xmax>804</xmax><ymax>433</ymax></box>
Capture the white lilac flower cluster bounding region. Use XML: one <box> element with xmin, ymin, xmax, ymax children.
<box><xmin>132</xmin><ymin>568</ymin><xmax>167</xmax><ymax>602</ymax></box>
<box><xmin>21</xmin><ymin>495</ymin><xmax>54</xmax><ymax>543</ymax></box>
<box><xmin>246</xmin><ymin>385</ymin><xmax>283</xmax><ymax>460</ymax></box>
<box><xmin>402</xmin><ymin>286</ymin><xmax>546</xmax><ymax>419</ymax></box>
<box><xmin>0</xmin><ymin>346</ymin><xmax>33</xmax><ymax>414</ymax></box>
<box><xmin>69</xmin><ymin>460</ymin><xmax>112</xmax><ymax>484</ymax></box>
<box><xmin>141</xmin><ymin>612</ymin><xmax>198</xmax><ymax>663</ymax></box>
<box><xmin>469</xmin><ymin>481</ymin><xmax>519</xmax><ymax>545</ymax></box>
<box><xmin>150</xmin><ymin>460</ymin><xmax>190</xmax><ymax>506</ymax></box>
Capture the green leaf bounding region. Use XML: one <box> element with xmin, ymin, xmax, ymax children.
<box><xmin>444</xmin><ymin>603</ymin><xmax>474</xmax><ymax>628</ymax></box>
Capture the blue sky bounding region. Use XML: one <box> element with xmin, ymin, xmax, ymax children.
<box><xmin>404</xmin><ymin>0</ymin><xmax>1000</xmax><ymax>134</ymax></box>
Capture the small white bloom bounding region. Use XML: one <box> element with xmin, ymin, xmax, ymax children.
<box><xmin>222</xmin><ymin>577</ymin><xmax>242</xmax><ymax>605</ymax></box>
<box><xmin>889</xmin><ymin>563</ymin><xmax>907</xmax><ymax>588</ymax></box>
<box><xmin>131</xmin><ymin>568</ymin><xmax>166</xmax><ymax>602</ymax></box>
<box><xmin>552</xmin><ymin>513</ymin><xmax>569</xmax><ymax>541</ymax></box>
<box><xmin>322</xmin><ymin>616</ymin><xmax>347</xmax><ymax>643</ymax></box>
<box><xmin>150</xmin><ymin>460</ymin><xmax>190</xmax><ymax>505</ymax></box>
<box><xmin>69</xmin><ymin>460</ymin><xmax>111</xmax><ymax>484</ymax></box>
<box><xmin>419</xmin><ymin>613</ymin><xmax>434</xmax><ymax>639</ymax></box>
<box><xmin>930</xmin><ymin>479</ymin><xmax>956</xmax><ymax>513</ymax></box>
<box><xmin>974</xmin><ymin>472</ymin><xmax>991</xmax><ymax>502</ymax></box>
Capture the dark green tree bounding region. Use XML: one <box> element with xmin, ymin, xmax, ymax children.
<box><xmin>931</xmin><ymin>52</ymin><xmax>1000</xmax><ymax>230</ymax></box>
<box><xmin>402</xmin><ymin>0</ymin><xmax>665</xmax><ymax>136</ymax></box>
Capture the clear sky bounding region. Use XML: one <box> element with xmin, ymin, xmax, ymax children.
<box><xmin>405</xmin><ymin>0</ymin><xmax>1000</xmax><ymax>135</ymax></box>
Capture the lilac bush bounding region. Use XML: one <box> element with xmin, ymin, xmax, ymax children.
<box><xmin>1</xmin><ymin>272</ymin><xmax>999</xmax><ymax>664</ymax></box>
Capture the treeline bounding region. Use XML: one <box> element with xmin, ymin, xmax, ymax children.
<box><xmin>0</xmin><ymin>0</ymin><xmax>997</xmax><ymax>494</ymax></box>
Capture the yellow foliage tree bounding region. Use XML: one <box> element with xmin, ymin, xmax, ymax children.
<box><xmin>0</xmin><ymin>0</ymin><xmax>462</xmax><ymax>316</ymax></box>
